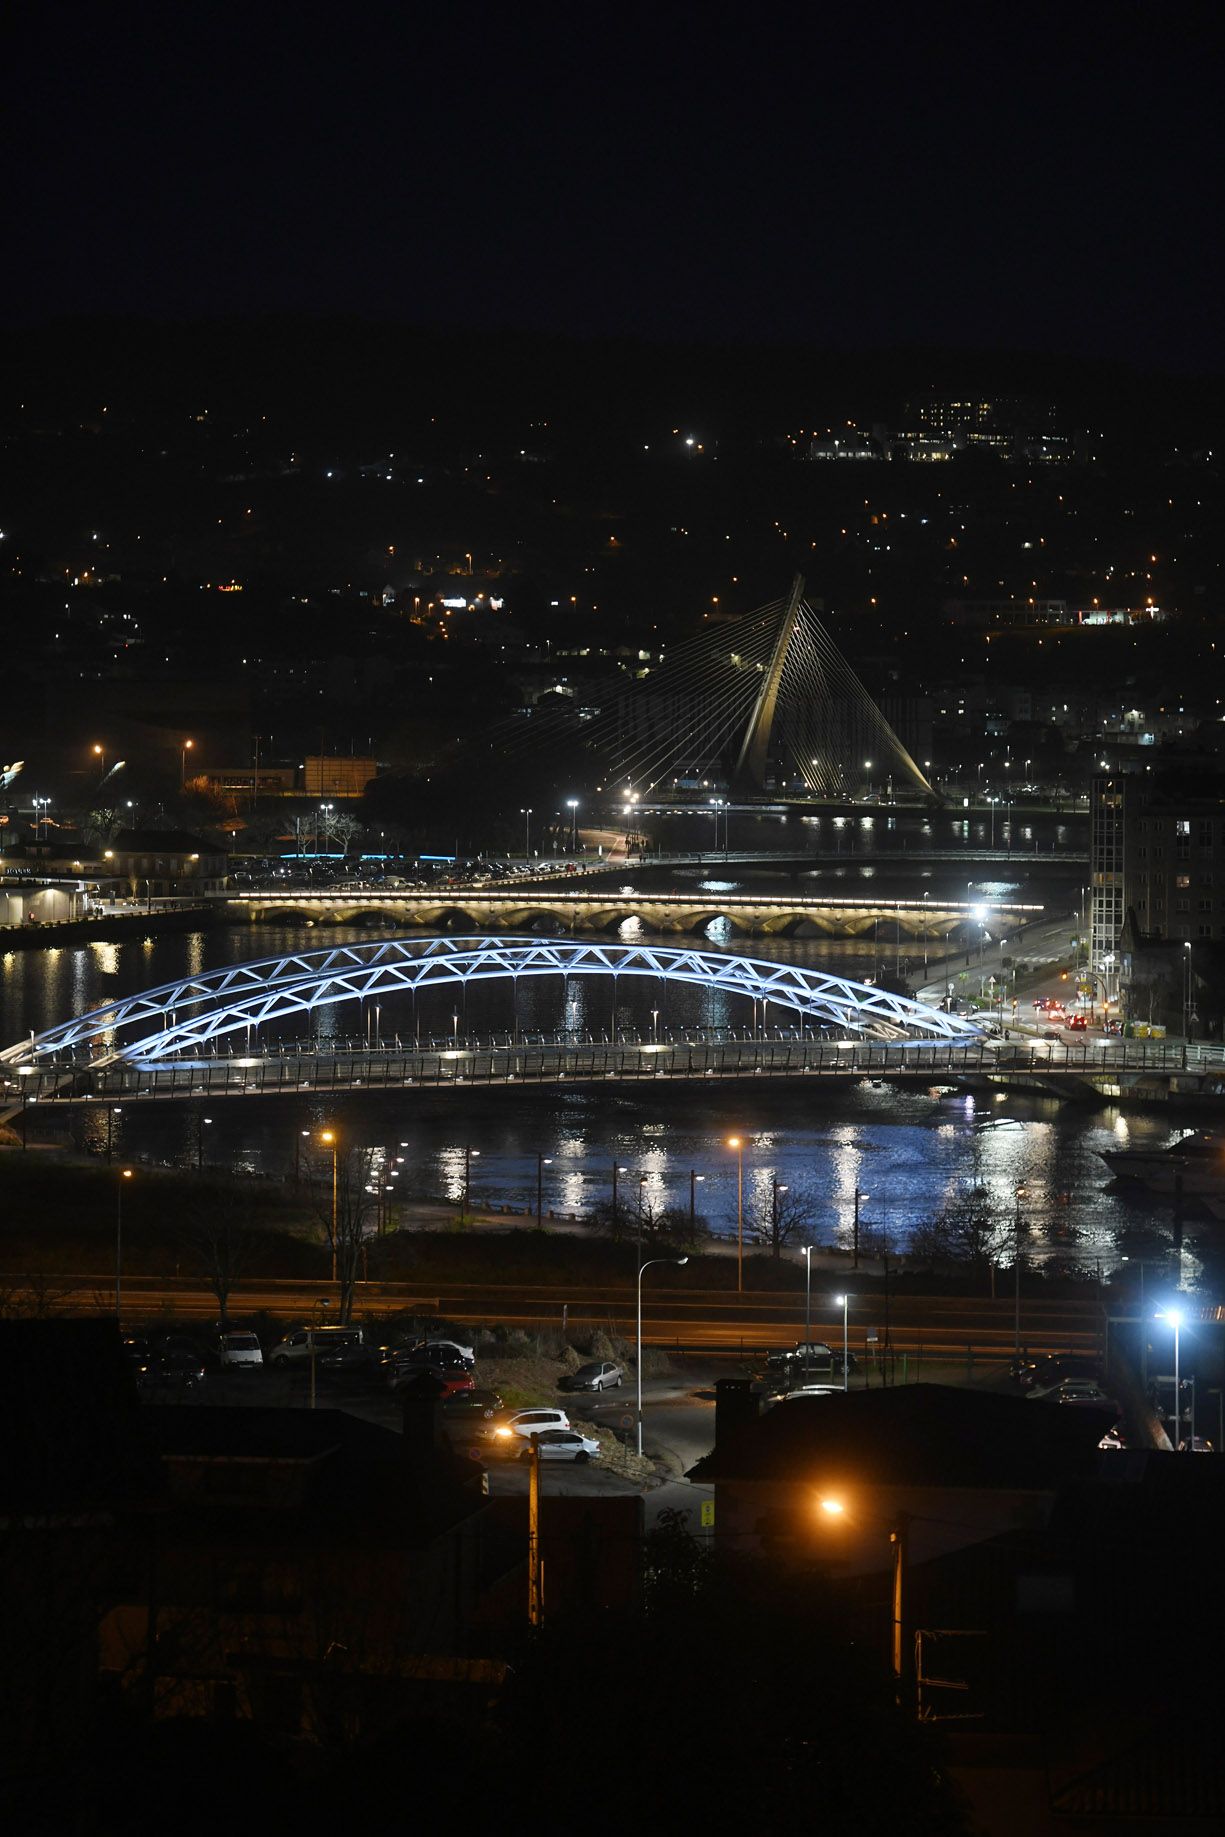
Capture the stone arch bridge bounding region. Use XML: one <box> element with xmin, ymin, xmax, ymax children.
<box><xmin>221</xmin><ymin>890</ymin><xmax>1042</xmax><ymax>939</ymax></box>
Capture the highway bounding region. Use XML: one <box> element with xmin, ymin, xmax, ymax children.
<box><xmin>13</xmin><ymin>1272</ymin><xmax>1104</xmax><ymax>1359</ymax></box>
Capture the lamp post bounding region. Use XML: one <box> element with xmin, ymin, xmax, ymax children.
<box><xmin>319</xmin><ymin>1129</ymin><xmax>338</xmax><ymax>1283</ymax></box>
<box><xmin>852</xmin><ymin>1187</ymin><xmax>869</xmax><ymax>1271</ymax></box>
<box><xmin>566</xmin><ymin>798</ymin><xmax>579</xmax><ymax>851</ymax></box>
<box><xmin>180</xmin><ymin>737</ymin><xmax>194</xmax><ymax>790</ymax></box>
<box><xmin>802</xmin><ymin>1245</ymin><xmax>814</xmax><ymax>1347</ymax></box>
<box><xmin>1157</xmin><ymin>1307</ymin><xmax>1184</xmax><ymax>1449</ymax></box>
<box><xmin>835</xmin><ymin>1291</ymin><xmax>850</xmax><ymax>1389</ymax></box>
<box><xmin>462</xmin><ymin>1145</ymin><xmax>479</xmax><ymax>1216</ymax></box>
<box><xmin>115</xmin><ymin>1168</ymin><xmax>133</xmax><ymax>1320</ymax></box>
<box><xmin>197</xmin><ymin>1112</ymin><xmax>213</xmax><ymax>1173</ymax></box>
<box><xmin>771</xmin><ymin>1178</ymin><xmax>788</xmax><ymax>1250</ymax></box>
<box><xmin>535</xmin><ymin>1151</ymin><xmax>552</xmax><ymax>1227</ymax></box>
<box><xmin>690</xmin><ymin>1169</ymin><xmax>705</xmax><ymax>1233</ymax></box>
<box><xmin>105</xmin><ymin>1103</ymin><xmax>122</xmax><ymax>1166</ymax></box>
<box><xmin>637</xmin><ymin>1175</ymin><xmax>649</xmax><ymax>1255</ymax></box>
<box><xmin>521</xmin><ymin>806</ymin><xmax>533</xmax><ymax>860</ymax></box>
<box><xmin>93</xmin><ymin>742</ymin><xmax>105</xmax><ymax>778</ymax></box>
<box><xmin>1183</xmin><ymin>941</ymin><xmax>1194</xmax><ymax>1041</ymax></box>
<box><xmin>637</xmin><ymin>1255</ymin><xmax>688</xmax><ymax>1455</ymax></box>
<box><xmin>612</xmin><ymin>1162</ymin><xmax>628</xmax><ymax>1219</ymax></box>
<box><xmin>818</xmin><ymin>1495</ymin><xmax>910</xmax><ymax>1692</ymax></box>
<box><xmin>727</xmin><ymin>1135</ymin><xmax>745</xmax><ymax>1292</ymax></box>
<box><xmin>294</xmin><ymin>1127</ymin><xmax>309</xmax><ymax>1184</ymax></box>
<box><xmin>1013</xmin><ymin>1185</ymin><xmax>1028</xmax><ymax>1364</ymax></box>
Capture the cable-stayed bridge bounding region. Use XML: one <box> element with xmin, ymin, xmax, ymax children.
<box><xmin>507</xmin><ymin>574</ymin><xmax>933</xmax><ymax>800</ymax></box>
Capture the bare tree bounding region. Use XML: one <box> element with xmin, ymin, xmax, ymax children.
<box><xmin>177</xmin><ymin>1192</ymin><xmax>260</xmax><ymax>1318</ymax></box>
<box><xmin>909</xmin><ymin>1189</ymin><xmax>1013</xmax><ymax>1284</ymax></box>
<box><xmin>745</xmin><ymin>1182</ymin><xmax>817</xmax><ymax>1259</ymax></box>
<box><xmin>305</xmin><ymin>1145</ymin><xmax>377</xmax><ymax>1321</ymax></box>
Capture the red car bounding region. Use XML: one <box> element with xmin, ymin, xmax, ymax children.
<box><xmin>1067</xmin><ymin>1014</ymin><xmax>1088</xmax><ymax>1031</ymax></box>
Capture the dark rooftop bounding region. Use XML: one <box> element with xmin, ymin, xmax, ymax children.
<box><xmin>689</xmin><ymin>1384</ymin><xmax>1112</xmax><ymax>1490</ymax></box>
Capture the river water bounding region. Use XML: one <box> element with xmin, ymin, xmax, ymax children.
<box><xmin>2</xmin><ymin>880</ymin><xmax>1203</xmax><ymax>1282</ymax></box>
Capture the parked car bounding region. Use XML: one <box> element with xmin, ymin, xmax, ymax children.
<box><xmin>770</xmin><ymin>1385</ymin><xmax>841</xmax><ymax>1406</ymax></box>
<box><xmin>218</xmin><ymin>1330</ymin><xmax>264</xmax><ymax>1370</ymax></box>
<box><xmin>1020</xmin><ymin>1354</ymin><xmax>1102</xmax><ymax>1393</ymax></box>
<box><xmin>138</xmin><ymin>1348</ymin><xmax>206</xmax><ymax>1394</ymax></box>
<box><xmin>1054</xmin><ymin>1379</ymin><xmax>1113</xmax><ymax>1406</ymax></box>
<box><xmin>442</xmin><ymin>1387</ymin><xmax>503</xmax><ymax>1419</ymax></box>
<box><xmin>122</xmin><ymin>1335</ymin><xmax>152</xmax><ymax>1376</ymax></box>
<box><xmin>1067</xmin><ymin>1013</ymin><xmax>1088</xmax><ymax>1031</ymax></box>
<box><xmin>488</xmin><ymin>1407</ymin><xmax>570</xmax><ymax>1448</ymax></box>
<box><xmin>269</xmin><ymin>1327</ymin><xmax>369</xmax><ymax>1370</ymax></box>
<box><xmin>383</xmin><ymin>1357</ymin><xmax>474</xmax><ymax>1399</ymax></box>
<box><xmin>407</xmin><ymin>1337</ymin><xmax>475</xmax><ymax>1369</ymax></box>
<box><xmin>518</xmin><ymin>1428</ymin><xmax>601</xmax><ymax>1463</ymax></box>
<box><xmin>1099</xmin><ymin>1424</ymin><xmax>1127</xmax><ymax>1450</ymax></box>
<box><xmin>563</xmin><ymin>1360</ymin><xmax>624</xmax><ymax>1392</ymax></box>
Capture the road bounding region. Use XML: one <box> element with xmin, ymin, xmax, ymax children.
<box><xmin>18</xmin><ymin>1271</ymin><xmax>1105</xmax><ymax>1359</ymax></box>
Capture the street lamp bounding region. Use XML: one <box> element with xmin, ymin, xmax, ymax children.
<box><xmin>852</xmin><ymin>1187</ymin><xmax>869</xmax><ymax>1270</ymax></box>
<box><xmin>727</xmin><ymin>1135</ymin><xmax>745</xmax><ymax>1292</ymax></box>
<box><xmin>689</xmin><ymin>1169</ymin><xmax>705</xmax><ymax>1233</ymax></box>
<box><xmin>197</xmin><ymin>1112</ymin><xmax>213</xmax><ymax>1173</ymax></box>
<box><xmin>1012</xmin><ymin>1186</ymin><xmax>1028</xmax><ymax>1364</ymax></box>
<box><xmin>566</xmin><ymin>798</ymin><xmax>579</xmax><ymax>851</ymax></box>
<box><xmin>115</xmin><ymin>1168</ymin><xmax>133</xmax><ymax>1321</ymax></box>
<box><xmin>611</xmin><ymin>1162</ymin><xmax>629</xmax><ymax>1217</ymax></box>
<box><xmin>1183</xmin><ymin>941</ymin><xmax>1195</xmax><ymax>1042</ymax></box>
<box><xmin>864</xmin><ymin>758</ymin><xmax>873</xmax><ymax>799</ymax></box>
<box><xmin>802</xmin><ymin>1245</ymin><xmax>814</xmax><ymax>1347</ymax></box>
<box><xmin>1157</xmin><ymin>1306</ymin><xmax>1184</xmax><ymax>1449</ymax></box>
<box><xmin>817</xmin><ymin>1494</ymin><xmax>911</xmax><ymax>1688</ymax></box>
<box><xmin>319</xmin><ymin>1129</ymin><xmax>339</xmax><ymax>1282</ymax></box>
<box><xmin>520</xmin><ymin>806</ymin><xmax>533</xmax><ymax>859</ymax></box>
<box><xmin>835</xmin><ymin>1291</ymin><xmax>850</xmax><ymax>1390</ymax></box>
<box><xmin>535</xmin><ymin>1151</ymin><xmax>552</xmax><ymax>1227</ymax></box>
<box><xmin>637</xmin><ymin>1256</ymin><xmax>688</xmax><ymax>1455</ymax></box>
<box><xmin>771</xmin><ymin>1178</ymin><xmax>788</xmax><ymax>1248</ymax></box>
<box><xmin>180</xmin><ymin>737</ymin><xmax>194</xmax><ymax>790</ymax></box>
<box><xmin>462</xmin><ymin>1145</ymin><xmax>479</xmax><ymax>1215</ymax></box>
<box><xmin>93</xmin><ymin>742</ymin><xmax>105</xmax><ymax>777</ymax></box>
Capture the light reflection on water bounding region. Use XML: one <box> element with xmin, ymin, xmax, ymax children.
<box><xmin>1</xmin><ymin>921</ymin><xmax>1202</xmax><ymax>1275</ymax></box>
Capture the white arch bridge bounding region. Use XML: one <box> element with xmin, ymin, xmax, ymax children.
<box><xmin>4</xmin><ymin>935</ymin><xmax>983</xmax><ymax>1074</ymax></box>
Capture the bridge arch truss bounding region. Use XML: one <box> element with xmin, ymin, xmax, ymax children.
<box><xmin>5</xmin><ymin>935</ymin><xmax>984</xmax><ymax>1065</ymax></box>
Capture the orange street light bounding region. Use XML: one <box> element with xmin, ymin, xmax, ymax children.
<box><xmin>727</xmin><ymin>1136</ymin><xmax>745</xmax><ymax>1291</ymax></box>
<box><xmin>319</xmin><ymin>1130</ymin><xmax>339</xmax><ymax>1281</ymax></box>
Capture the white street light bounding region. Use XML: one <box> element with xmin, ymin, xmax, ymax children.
<box><xmin>1157</xmin><ymin>1306</ymin><xmax>1185</xmax><ymax>1449</ymax></box>
<box><xmin>637</xmin><ymin>1256</ymin><xmax>688</xmax><ymax>1455</ymax></box>
<box><xmin>835</xmin><ymin>1292</ymin><xmax>850</xmax><ymax>1389</ymax></box>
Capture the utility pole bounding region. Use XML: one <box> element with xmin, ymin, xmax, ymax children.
<box><xmin>528</xmin><ymin>1438</ymin><xmax>543</xmax><ymax>1627</ymax></box>
<box><xmin>891</xmin><ymin>1511</ymin><xmax>911</xmax><ymax>1693</ymax></box>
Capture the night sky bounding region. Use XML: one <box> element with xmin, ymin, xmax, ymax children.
<box><xmin>5</xmin><ymin>4</ymin><xmax>1221</xmax><ymax>368</ymax></box>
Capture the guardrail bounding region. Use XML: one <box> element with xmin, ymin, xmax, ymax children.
<box><xmin>6</xmin><ymin>1035</ymin><xmax>1223</xmax><ymax>1103</ymax></box>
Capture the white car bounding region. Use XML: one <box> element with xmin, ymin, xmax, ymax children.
<box><xmin>413</xmin><ymin>1336</ymin><xmax>475</xmax><ymax>1368</ymax></box>
<box><xmin>520</xmin><ymin>1428</ymin><xmax>601</xmax><ymax>1463</ymax></box>
<box><xmin>488</xmin><ymin>1407</ymin><xmax>570</xmax><ymax>1448</ymax></box>
<box><xmin>218</xmin><ymin>1330</ymin><xmax>263</xmax><ymax>1370</ymax></box>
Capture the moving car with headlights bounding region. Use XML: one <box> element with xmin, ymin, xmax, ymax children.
<box><xmin>563</xmin><ymin>1359</ymin><xmax>624</xmax><ymax>1392</ymax></box>
<box><xmin>487</xmin><ymin>1406</ymin><xmax>570</xmax><ymax>1449</ymax></box>
<box><xmin>519</xmin><ymin>1428</ymin><xmax>601</xmax><ymax>1463</ymax></box>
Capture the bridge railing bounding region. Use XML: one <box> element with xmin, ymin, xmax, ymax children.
<box><xmin>4</xmin><ymin>1035</ymin><xmax>1222</xmax><ymax>1102</ymax></box>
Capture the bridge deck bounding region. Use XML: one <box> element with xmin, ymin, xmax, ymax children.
<box><xmin>9</xmin><ymin>1036</ymin><xmax>1222</xmax><ymax>1103</ymax></box>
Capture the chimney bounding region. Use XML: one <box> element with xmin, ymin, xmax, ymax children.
<box><xmin>714</xmin><ymin>1377</ymin><xmax>759</xmax><ymax>1450</ymax></box>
